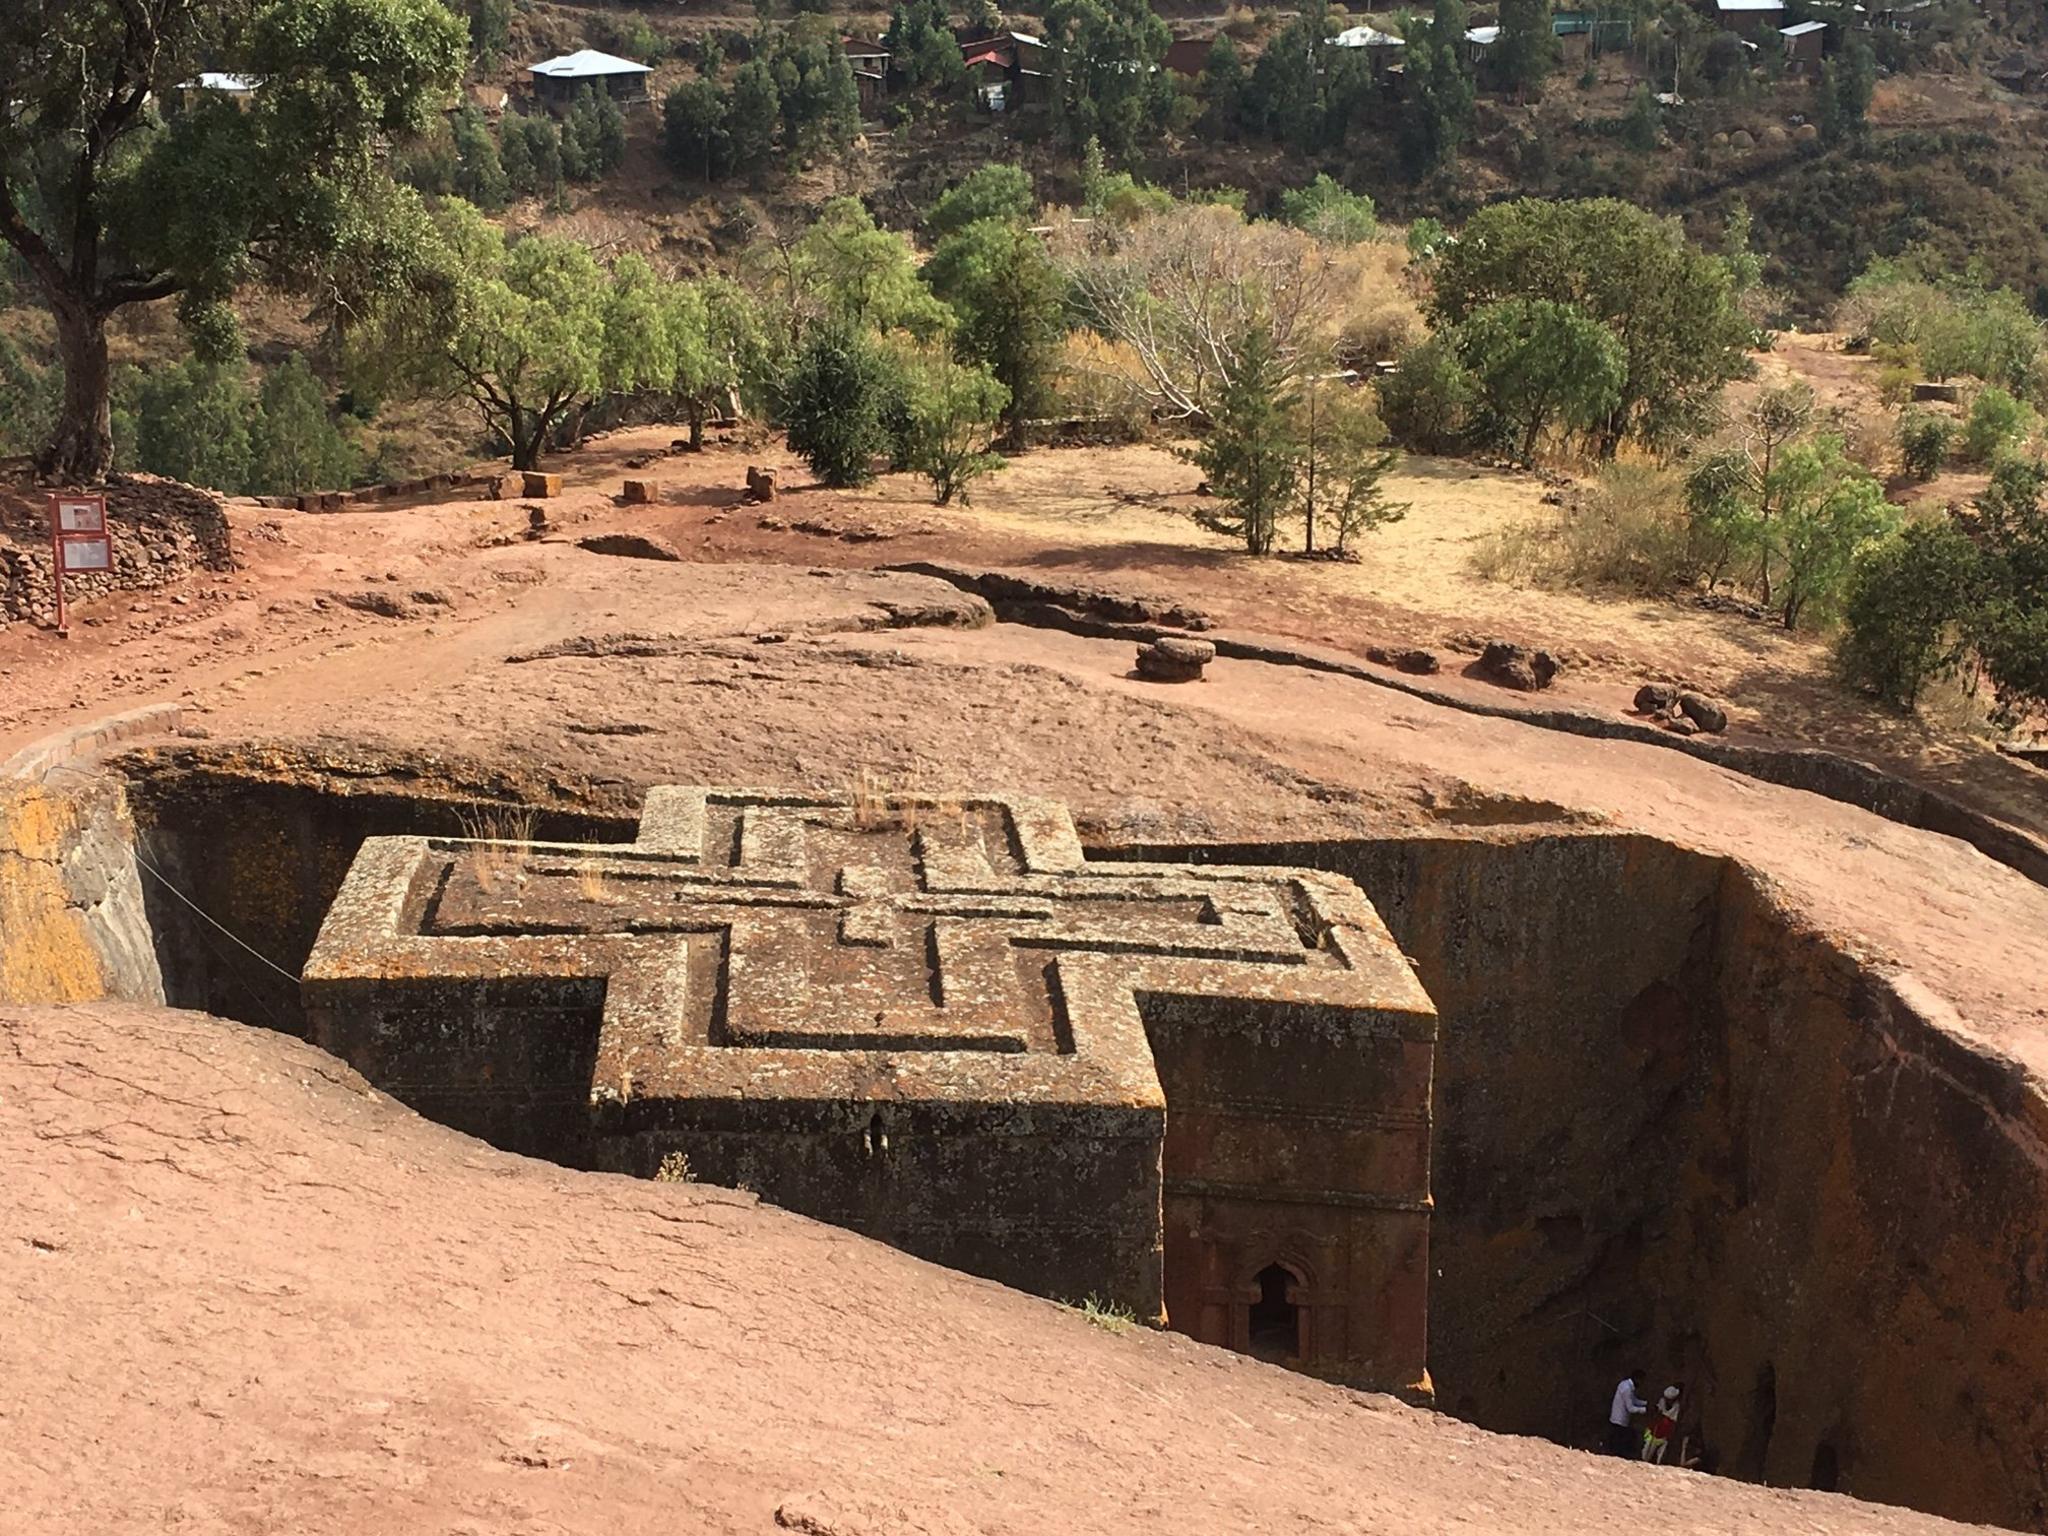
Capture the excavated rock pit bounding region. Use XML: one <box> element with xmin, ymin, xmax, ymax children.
<box><xmin>20</xmin><ymin>745</ymin><xmax>2048</xmax><ymax>1532</ymax></box>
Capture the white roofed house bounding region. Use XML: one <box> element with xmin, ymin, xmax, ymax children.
<box><xmin>1329</xmin><ymin>24</ymin><xmax>1405</xmax><ymax>76</ymax></box>
<box><xmin>1709</xmin><ymin>0</ymin><xmax>1787</xmax><ymax>37</ymax></box>
<box><xmin>526</xmin><ymin>50</ymin><xmax>653</xmax><ymax>110</ymax></box>
<box><xmin>1780</xmin><ymin>19</ymin><xmax>1827</xmax><ymax>75</ymax></box>
<box><xmin>177</xmin><ymin>72</ymin><xmax>260</xmax><ymax>110</ymax></box>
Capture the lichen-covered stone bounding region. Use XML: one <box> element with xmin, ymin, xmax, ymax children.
<box><xmin>303</xmin><ymin>785</ymin><xmax>1438</xmax><ymax>1392</ymax></box>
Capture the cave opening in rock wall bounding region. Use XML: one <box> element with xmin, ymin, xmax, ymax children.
<box><xmin>109</xmin><ymin>748</ymin><xmax>2048</xmax><ymax>1533</ymax></box>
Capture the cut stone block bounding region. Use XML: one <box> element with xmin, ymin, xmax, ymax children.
<box><xmin>521</xmin><ymin>471</ymin><xmax>562</xmax><ymax>498</ymax></box>
<box><xmin>303</xmin><ymin>786</ymin><xmax>1438</xmax><ymax>1392</ymax></box>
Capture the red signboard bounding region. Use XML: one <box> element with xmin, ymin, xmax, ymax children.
<box><xmin>48</xmin><ymin>493</ymin><xmax>112</xmax><ymax>637</ymax></box>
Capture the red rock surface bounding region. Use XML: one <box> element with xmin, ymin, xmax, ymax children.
<box><xmin>1</xmin><ymin>1002</ymin><xmax>1992</xmax><ymax>1535</ymax></box>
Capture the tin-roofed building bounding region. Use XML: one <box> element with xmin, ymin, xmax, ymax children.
<box><xmin>527</xmin><ymin>49</ymin><xmax>653</xmax><ymax>109</ymax></box>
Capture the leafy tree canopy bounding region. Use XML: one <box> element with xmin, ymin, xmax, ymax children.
<box><xmin>0</xmin><ymin>0</ymin><xmax>466</xmax><ymax>478</ymax></box>
<box><xmin>1428</xmin><ymin>197</ymin><xmax>1752</xmax><ymax>453</ymax></box>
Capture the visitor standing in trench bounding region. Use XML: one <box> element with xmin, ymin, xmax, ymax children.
<box><xmin>1606</xmin><ymin>1371</ymin><xmax>1648</xmax><ymax>1457</ymax></box>
<box><xmin>1641</xmin><ymin>1385</ymin><xmax>1683</xmax><ymax>1464</ymax></box>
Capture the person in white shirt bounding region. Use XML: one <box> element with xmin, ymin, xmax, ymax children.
<box><xmin>1606</xmin><ymin>1370</ymin><xmax>1648</xmax><ymax>1457</ymax></box>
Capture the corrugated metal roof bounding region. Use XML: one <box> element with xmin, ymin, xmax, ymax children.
<box><xmin>1715</xmin><ymin>0</ymin><xmax>1785</xmax><ymax>10</ymax></box>
<box><xmin>186</xmin><ymin>72</ymin><xmax>258</xmax><ymax>92</ymax></box>
<box><xmin>527</xmin><ymin>50</ymin><xmax>652</xmax><ymax>79</ymax></box>
<box><xmin>1331</xmin><ymin>24</ymin><xmax>1404</xmax><ymax>47</ymax></box>
<box><xmin>1465</xmin><ymin>25</ymin><xmax>1501</xmax><ymax>44</ymax></box>
<box><xmin>1781</xmin><ymin>20</ymin><xmax>1828</xmax><ymax>35</ymax></box>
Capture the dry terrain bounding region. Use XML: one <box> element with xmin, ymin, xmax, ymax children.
<box><xmin>0</xmin><ymin>1001</ymin><xmax>1995</xmax><ymax>1536</ymax></box>
<box><xmin>5</xmin><ymin>425</ymin><xmax>2048</xmax><ymax>1534</ymax></box>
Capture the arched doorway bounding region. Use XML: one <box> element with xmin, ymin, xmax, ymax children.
<box><xmin>1248</xmin><ymin>1263</ymin><xmax>1301</xmax><ymax>1362</ymax></box>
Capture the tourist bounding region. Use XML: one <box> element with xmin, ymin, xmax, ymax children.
<box><xmin>1606</xmin><ymin>1370</ymin><xmax>1648</xmax><ymax>1457</ymax></box>
<box><xmin>1641</xmin><ymin>1384</ymin><xmax>1682</xmax><ymax>1464</ymax></box>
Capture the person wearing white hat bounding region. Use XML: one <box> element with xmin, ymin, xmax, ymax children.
<box><xmin>1641</xmin><ymin>1383</ymin><xmax>1683</xmax><ymax>1464</ymax></box>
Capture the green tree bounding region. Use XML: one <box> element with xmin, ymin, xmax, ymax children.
<box><xmin>1621</xmin><ymin>83</ymin><xmax>1661</xmax><ymax>151</ymax></box>
<box><xmin>783</xmin><ymin>320</ymin><xmax>896</xmax><ymax>486</ymax></box>
<box><xmin>450</xmin><ymin>106</ymin><xmax>510</xmax><ymax>210</ymax></box>
<box><xmin>1279</xmin><ymin>175</ymin><xmax>1377</xmax><ymax>244</ymax></box>
<box><xmin>250</xmin><ymin>352</ymin><xmax>358</xmax><ymax>494</ymax></box>
<box><xmin>1490</xmin><ymin>0</ymin><xmax>1559</xmax><ymax>98</ymax></box>
<box><xmin>729</xmin><ymin>60</ymin><xmax>783</xmax><ymax>172</ymax></box>
<box><xmin>1840</xmin><ymin>520</ymin><xmax>1990</xmax><ymax>707</ymax></box>
<box><xmin>1401</xmin><ymin>0</ymin><xmax>1477</xmax><ymax>180</ymax></box>
<box><xmin>886</xmin><ymin>0</ymin><xmax>966</xmax><ymax>90</ymax></box>
<box><xmin>663</xmin><ymin>277</ymin><xmax>767</xmax><ymax>449</ymax></box>
<box><xmin>1455</xmin><ymin>298</ymin><xmax>1627</xmax><ymax>462</ymax></box>
<box><xmin>0</xmin><ymin>331</ymin><xmax>57</xmax><ymax>456</ymax></box>
<box><xmin>0</xmin><ymin>0</ymin><xmax>465</xmax><ymax>481</ymax></box>
<box><xmin>772</xmin><ymin>29</ymin><xmax>862</xmax><ymax>159</ymax></box>
<box><xmin>1378</xmin><ymin>335</ymin><xmax>1475</xmax><ymax>453</ymax></box>
<box><xmin>1897</xmin><ymin>410</ymin><xmax>1955</xmax><ymax>481</ymax></box>
<box><xmin>501</xmin><ymin>111</ymin><xmax>567</xmax><ymax>200</ymax></box>
<box><xmin>1818</xmin><ymin>27</ymin><xmax>1874</xmax><ymax>147</ymax></box>
<box><xmin>926</xmin><ymin>166</ymin><xmax>1036</xmax><ymax>239</ymax></box>
<box><xmin>1961</xmin><ymin>386</ymin><xmax>2033</xmax><ymax>465</ymax></box>
<box><xmin>1770</xmin><ymin>438</ymin><xmax>1898</xmax><ymax>629</ymax></box>
<box><xmin>783</xmin><ymin>198</ymin><xmax>954</xmax><ymax>341</ymax></box>
<box><xmin>1296</xmin><ymin>371</ymin><xmax>1406</xmax><ymax>554</ymax></box>
<box><xmin>353</xmin><ymin>202</ymin><xmax>629</xmax><ymax>471</ymax></box>
<box><xmin>1044</xmin><ymin>0</ymin><xmax>1174</xmax><ymax>158</ymax></box>
<box><xmin>924</xmin><ymin>217</ymin><xmax>1067</xmax><ymax>448</ymax></box>
<box><xmin>1428</xmin><ymin>197</ymin><xmax>1752</xmax><ymax>454</ymax></box>
<box><xmin>1190</xmin><ymin>323</ymin><xmax>1298</xmax><ymax>554</ymax></box>
<box><xmin>464</xmin><ymin>0</ymin><xmax>513</xmax><ymax>69</ymax></box>
<box><xmin>902</xmin><ymin>349</ymin><xmax>1010</xmax><ymax>503</ymax></box>
<box><xmin>132</xmin><ymin>360</ymin><xmax>255</xmax><ymax>494</ymax></box>
<box><xmin>1199</xmin><ymin>35</ymin><xmax>1247</xmax><ymax>136</ymax></box>
<box><xmin>664</xmin><ymin>80</ymin><xmax>735</xmax><ymax>182</ymax></box>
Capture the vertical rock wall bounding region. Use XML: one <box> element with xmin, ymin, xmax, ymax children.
<box><xmin>0</xmin><ymin>775</ymin><xmax>163</xmax><ymax>1007</ymax></box>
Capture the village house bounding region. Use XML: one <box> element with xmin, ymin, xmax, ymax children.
<box><xmin>960</xmin><ymin>31</ymin><xmax>1048</xmax><ymax>112</ymax></box>
<box><xmin>526</xmin><ymin>49</ymin><xmax>653</xmax><ymax>110</ymax></box>
<box><xmin>842</xmin><ymin>36</ymin><xmax>891</xmax><ymax>114</ymax></box>
<box><xmin>1780</xmin><ymin>19</ymin><xmax>1827</xmax><ymax>75</ymax></box>
<box><xmin>1708</xmin><ymin>0</ymin><xmax>1788</xmax><ymax>39</ymax></box>
<box><xmin>177</xmin><ymin>72</ymin><xmax>259</xmax><ymax>109</ymax></box>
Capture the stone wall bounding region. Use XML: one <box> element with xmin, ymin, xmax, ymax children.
<box><xmin>0</xmin><ymin>710</ymin><xmax>176</xmax><ymax>1007</ymax></box>
<box><xmin>1112</xmin><ymin>829</ymin><xmax>2048</xmax><ymax>1530</ymax></box>
<box><xmin>0</xmin><ymin>475</ymin><xmax>234</xmax><ymax>627</ymax></box>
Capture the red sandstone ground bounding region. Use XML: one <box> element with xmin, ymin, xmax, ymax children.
<box><xmin>0</xmin><ymin>1002</ymin><xmax>1991</xmax><ymax>1536</ymax></box>
<box><xmin>4</xmin><ymin>437</ymin><xmax>2048</xmax><ymax>1532</ymax></box>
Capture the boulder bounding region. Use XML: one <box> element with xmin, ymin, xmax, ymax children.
<box><xmin>1476</xmin><ymin>640</ymin><xmax>1561</xmax><ymax>692</ymax></box>
<box><xmin>622</xmin><ymin>479</ymin><xmax>662</xmax><ymax>505</ymax></box>
<box><xmin>1367</xmin><ymin>646</ymin><xmax>1442</xmax><ymax>676</ymax></box>
<box><xmin>521</xmin><ymin>471</ymin><xmax>562</xmax><ymax>499</ymax></box>
<box><xmin>1135</xmin><ymin>636</ymin><xmax>1215</xmax><ymax>683</ymax></box>
<box><xmin>578</xmin><ymin>532</ymin><xmax>683</xmax><ymax>562</ymax></box>
<box><xmin>744</xmin><ymin>466</ymin><xmax>778</xmax><ymax>503</ymax></box>
<box><xmin>1634</xmin><ymin>682</ymin><xmax>1680</xmax><ymax>714</ymax></box>
<box><xmin>1677</xmin><ymin>690</ymin><xmax>1729</xmax><ymax>734</ymax></box>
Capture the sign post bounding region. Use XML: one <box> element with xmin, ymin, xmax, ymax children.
<box><xmin>48</xmin><ymin>493</ymin><xmax>112</xmax><ymax>638</ymax></box>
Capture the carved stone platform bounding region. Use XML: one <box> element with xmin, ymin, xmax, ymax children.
<box><xmin>303</xmin><ymin>787</ymin><xmax>1437</xmax><ymax>1390</ymax></box>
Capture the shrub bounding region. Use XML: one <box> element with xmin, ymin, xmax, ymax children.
<box><xmin>1279</xmin><ymin>174</ymin><xmax>1377</xmax><ymax>245</ymax></box>
<box><xmin>1377</xmin><ymin>337</ymin><xmax>1475</xmax><ymax>454</ymax></box>
<box><xmin>1839</xmin><ymin>519</ymin><xmax>1988</xmax><ymax>707</ymax></box>
<box><xmin>783</xmin><ymin>322</ymin><xmax>896</xmax><ymax>486</ymax></box>
<box><xmin>1961</xmin><ymin>386</ymin><xmax>2032</xmax><ymax>465</ymax></box>
<box><xmin>902</xmin><ymin>351</ymin><xmax>1010</xmax><ymax>504</ymax></box>
<box><xmin>1897</xmin><ymin>410</ymin><xmax>1955</xmax><ymax>481</ymax></box>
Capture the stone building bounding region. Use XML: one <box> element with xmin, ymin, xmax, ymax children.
<box><xmin>303</xmin><ymin>785</ymin><xmax>1438</xmax><ymax>1392</ymax></box>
